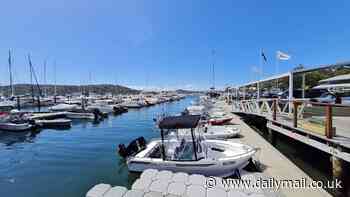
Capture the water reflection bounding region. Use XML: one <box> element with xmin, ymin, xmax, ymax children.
<box><xmin>0</xmin><ymin>130</ymin><xmax>39</xmax><ymax>146</ymax></box>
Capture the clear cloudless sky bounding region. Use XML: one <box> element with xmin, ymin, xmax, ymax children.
<box><xmin>0</xmin><ymin>0</ymin><xmax>349</xmax><ymax>90</ymax></box>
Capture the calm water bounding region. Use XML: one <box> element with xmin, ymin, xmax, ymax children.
<box><xmin>0</xmin><ymin>96</ymin><xmax>195</xmax><ymax>197</ymax></box>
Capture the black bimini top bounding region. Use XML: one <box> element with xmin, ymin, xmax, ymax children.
<box><xmin>158</xmin><ymin>115</ymin><xmax>201</xmax><ymax>129</ymax></box>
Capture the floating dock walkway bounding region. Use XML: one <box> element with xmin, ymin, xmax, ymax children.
<box><xmin>86</xmin><ymin>169</ymin><xmax>274</xmax><ymax>197</ymax></box>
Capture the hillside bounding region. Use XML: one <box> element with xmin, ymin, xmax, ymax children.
<box><xmin>0</xmin><ymin>84</ymin><xmax>140</xmax><ymax>96</ymax></box>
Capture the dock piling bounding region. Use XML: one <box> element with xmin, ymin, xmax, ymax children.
<box><xmin>325</xmin><ymin>105</ymin><xmax>333</xmax><ymax>139</ymax></box>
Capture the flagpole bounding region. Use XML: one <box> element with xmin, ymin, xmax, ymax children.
<box><xmin>276</xmin><ymin>52</ymin><xmax>279</xmax><ymax>89</ymax></box>
<box><xmin>258</xmin><ymin>49</ymin><xmax>263</xmax><ymax>100</ymax></box>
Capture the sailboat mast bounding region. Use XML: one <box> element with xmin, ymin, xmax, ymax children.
<box><xmin>54</xmin><ymin>60</ymin><xmax>57</xmax><ymax>96</ymax></box>
<box><xmin>211</xmin><ymin>49</ymin><xmax>216</xmax><ymax>89</ymax></box>
<box><xmin>43</xmin><ymin>60</ymin><xmax>47</xmax><ymax>97</ymax></box>
<box><xmin>28</xmin><ymin>54</ymin><xmax>34</xmax><ymax>101</ymax></box>
<box><xmin>8</xmin><ymin>50</ymin><xmax>14</xmax><ymax>97</ymax></box>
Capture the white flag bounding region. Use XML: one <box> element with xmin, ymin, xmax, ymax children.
<box><xmin>276</xmin><ymin>51</ymin><xmax>291</xmax><ymax>60</ymax></box>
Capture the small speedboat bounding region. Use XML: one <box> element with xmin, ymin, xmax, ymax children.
<box><xmin>119</xmin><ymin>115</ymin><xmax>256</xmax><ymax>177</ymax></box>
<box><xmin>208</xmin><ymin>117</ymin><xmax>233</xmax><ymax>125</ymax></box>
<box><xmin>49</xmin><ymin>103</ymin><xmax>79</xmax><ymax>112</ymax></box>
<box><xmin>184</xmin><ymin>105</ymin><xmax>205</xmax><ymax>115</ymax></box>
<box><xmin>65</xmin><ymin>112</ymin><xmax>95</xmax><ymax>120</ymax></box>
<box><xmin>87</xmin><ymin>104</ymin><xmax>114</xmax><ymax>113</ymax></box>
<box><xmin>172</xmin><ymin>125</ymin><xmax>240</xmax><ymax>139</ymax></box>
<box><xmin>0</xmin><ymin>122</ymin><xmax>33</xmax><ymax>132</ymax></box>
<box><xmin>35</xmin><ymin>118</ymin><xmax>72</xmax><ymax>128</ymax></box>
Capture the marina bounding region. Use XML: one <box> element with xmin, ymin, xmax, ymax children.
<box><xmin>0</xmin><ymin>95</ymin><xmax>192</xmax><ymax>197</ymax></box>
<box><xmin>2</xmin><ymin>1</ymin><xmax>350</xmax><ymax>197</ymax></box>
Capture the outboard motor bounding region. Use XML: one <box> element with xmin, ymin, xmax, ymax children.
<box><xmin>118</xmin><ymin>144</ymin><xmax>128</xmax><ymax>158</ymax></box>
<box><xmin>91</xmin><ymin>108</ymin><xmax>103</xmax><ymax>121</ymax></box>
<box><xmin>117</xmin><ymin>137</ymin><xmax>147</xmax><ymax>158</ymax></box>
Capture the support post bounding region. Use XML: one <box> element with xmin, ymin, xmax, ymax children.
<box><xmin>302</xmin><ymin>73</ymin><xmax>306</xmax><ymax>98</ymax></box>
<box><xmin>243</xmin><ymin>87</ymin><xmax>246</xmax><ymax>100</ymax></box>
<box><xmin>325</xmin><ymin>105</ymin><xmax>333</xmax><ymax>138</ymax></box>
<box><xmin>288</xmin><ymin>72</ymin><xmax>294</xmax><ymax>113</ymax></box>
<box><xmin>160</xmin><ymin>129</ymin><xmax>166</xmax><ymax>160</ymax></box>
<box><xmin>293</xmin><ymin>101</ymin><xmax>299</xmax><ymax>128</ymax></box>
<box><xmin>331</xmin><ymin>147</ymin><xmax>350</xmax><ymax>196</ymax></box>
<box><xmin>273</xmin><ymin>99</ymin><xmax>277</xmax><ymax>121</ymax></box>
<box><xmin>191</xmin><ymin>128</ymin><xmax>198</xmax><ymax>161</ymax></box>
<box><xmin>257</xmin><ymin>82</ymin><xmax>260</xmax><ymax>100</ymax></box>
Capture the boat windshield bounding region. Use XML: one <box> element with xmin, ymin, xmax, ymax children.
<box><xmin>165</xmin><ymin>131</ymin><xmax>206</xmax><ymax>161</ymax></box>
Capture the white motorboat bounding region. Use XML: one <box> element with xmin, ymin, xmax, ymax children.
<box><xmin>184</xmin><ymin>106</ymin><xmax>205</xmax><ymax>115</ymax></box>
<box><xmin>65</xmin><ymin>112</ymin><xmax>95</xmax><ymax>120</ymax></box>
<box><xmin>87</xmin><ymin>104</ymin><xmax>114</xmax><ymax>113</ymax></box>
<box><xmin>171</xmin><ymin>125</ymin><xmax>240</xmax><ymax>139</ymax></box>
<box><xmin>0</xmin><ymin>122</ymin><xmax>33</xmax><ymax>132</ymax></box>
<box><xmin>203</xmin><ymin>125</ymin><xmax>240</xmax><ymax>139</ymax></box>
<box><xmin>119</xmin><ymin>115</ymin><xmax>256</xmax><ymax>177</ymax></box>
<box><xmin>35</xmin><ymin>118</ymin><xmax>72</xmax><ymax>128</ymax></box>
<box><xmin>122</xmin><ymin>102</ymin><xmax>143</xmax><ymax>109</ymax></box>
<box><xmin>49</xmin><ymin>103</ymin><xmax>79</xmax><ymax>112</ymax></box>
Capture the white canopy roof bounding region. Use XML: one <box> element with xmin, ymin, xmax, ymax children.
<box><xmin>319</xmin><ymin>74</ymin><xmax>350</xmax><ymax>83</ymax></box>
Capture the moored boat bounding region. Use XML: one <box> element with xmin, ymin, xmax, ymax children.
<box><xmin>119</xmin><ymin>115</ymin><xmax>256</xmax><ymax>177</ymax></box>
<box><xmin>0</xmin><ymin>122</ymin><xmax>33</xmax><ymax>132</ymax></box>
<box><xmin>49</xmin><ymin>103</ymin><xmax>79</xmax><ymax>112</ymax></box>
<box><xmin>65</xmin><ymin>112</ymin><xmax>95</xmax><ymax>120</ymax></box>
<box><xmin>35</xmin><ymin>118</ymin><xmax>72</xmax><ymax>128</ymax></box>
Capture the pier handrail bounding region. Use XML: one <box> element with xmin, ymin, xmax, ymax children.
<box><xmin>231</xmin><ymin>98</ymin><xmax>350</xmax><ymax>139</ymax></box>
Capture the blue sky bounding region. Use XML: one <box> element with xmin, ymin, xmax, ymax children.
<box><xmin>0</xmin><ymin>0</ymin><xmax>349</xmax><ymax>90</ymax></box>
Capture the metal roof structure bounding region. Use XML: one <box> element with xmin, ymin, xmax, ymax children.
<box><xmin>319</xmin><ymin>73</ymin><xmax>350</xmax><ymax>83</ymax></box>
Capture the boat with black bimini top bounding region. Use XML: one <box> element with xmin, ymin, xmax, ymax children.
<box><xmin>118</xmin><ymin>115</ymin><xmax>256</xmax><ymax>177</ymax></box>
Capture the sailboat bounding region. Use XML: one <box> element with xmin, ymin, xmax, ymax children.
<box><xmin>0</xmin><ymin>50</ymin><xmax>16</xmax><ymax>111</ymax></box>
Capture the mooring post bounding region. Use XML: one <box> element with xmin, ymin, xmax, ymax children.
<box><xmin>331</xmin><ymin>146</ymin><xmax>349</xmax><ymax>196</ymax></box>
<box><xmin>293</xmin><ymin>101</ymin><xmax>299</xmax><ymax>128</ymax></box>
<box><xmin>273</xmin><ymin>99</ymin><xmax>277</xmax><ymax>121</ymax></box>
<box><xmin>325</xmin><ymin>104</ymin><xmax>333</xmax><ymax>138</ymax></box>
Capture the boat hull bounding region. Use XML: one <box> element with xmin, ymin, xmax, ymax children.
<box><xmin>127</xmin><ymin>140</ymin><xmax>256</xmax><ymax>177</ymax></box>
<box><xmin>0</xmin><ymin>123</ymin><xmax>33</xmax><ymax>132</ymax></box>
